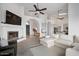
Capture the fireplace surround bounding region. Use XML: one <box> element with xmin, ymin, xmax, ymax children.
<box><xmin>0</xmin><ymin>23</ymin><xmax>26</xmax><ymax>43</ymax></box>
<box><xmin>8</xmin><ymin>31</ymin><xmax>18</xmax><ymax>40</ymax></box>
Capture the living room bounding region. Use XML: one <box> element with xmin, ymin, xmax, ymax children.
<box><xmin>0</xmin><ymin>3</ymin><xmax>79</xmax><ymax>56</ymax></box>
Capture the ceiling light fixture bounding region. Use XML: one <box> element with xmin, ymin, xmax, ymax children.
<box><xmin>57</xmin><ymin>9</ymin><xmax>67</xmax><ymax>20</ymax></box>
<box><xmin>59</xmin><ymin>13</ymin><xmax>67</xmax><ymax>16</ymax></box>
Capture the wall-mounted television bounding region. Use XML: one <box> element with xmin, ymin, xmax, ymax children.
<box><xmin>6</xmin><ymin>10</ymin><xmax>21</xmax><ymax>25</ymax></box>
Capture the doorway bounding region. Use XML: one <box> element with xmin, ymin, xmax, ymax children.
<box><xmin>26</xmin><ymin>25</ymin><xmax>30</xmax><ymax>36</ymax></box>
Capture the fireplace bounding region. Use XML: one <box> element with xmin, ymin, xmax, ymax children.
<box><xmin>8</xmin><ymin>31</ymin><xmax>18</xmax><ymax>40</ymax></box>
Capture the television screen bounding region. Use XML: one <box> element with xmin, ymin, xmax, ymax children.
<box><xmin>6</xmin><ymin>10</ymin><xmax>21</xmax><ymax>25</ymax></box>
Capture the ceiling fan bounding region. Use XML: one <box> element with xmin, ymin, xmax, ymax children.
<box><xmin>28</xmin><ymin>3</ymin><xmax>47</xmax><ymax>15</ymax></box>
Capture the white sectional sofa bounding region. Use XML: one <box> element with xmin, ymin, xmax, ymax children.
<box><xmin>55</xmin><ymin>34</ymin><xmax>73</xmax><ymax>49</ymax></box>
<box><xmin>40</xmin><ymin>34</ymin><xmax>73</xmax><ymax>49</ymax></box>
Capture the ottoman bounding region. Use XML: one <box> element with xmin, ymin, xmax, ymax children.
<box><xmin>40</xmin><ymin>38</ymin><xmax>55</xmax><ymax>48</ymax></box>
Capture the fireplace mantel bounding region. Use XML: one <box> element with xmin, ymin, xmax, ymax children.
<box><xmin>0</xmin><ymin>23</ymin><xmax>22</xmax><ymax>28</ymax></box>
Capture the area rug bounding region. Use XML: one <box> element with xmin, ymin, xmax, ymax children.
<box><xmin>30</xmin><ymin>45</ymin><xmax>65</xmax><ymax>56</ymax></box>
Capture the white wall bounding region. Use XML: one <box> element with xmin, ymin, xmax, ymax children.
<box><xmin>24</xmin><ymin>16</ymin><xmax>41</xmax><ymax>35</ymax></box>
<box><xmin>68</xmin><ymin>3</ymin><xmax>79</xmax><ymax>36</ymax></box>
<box><xmin>24</xmin><ymin>14</ymin><xmax>48</xmax><ymax>36</ymax></box>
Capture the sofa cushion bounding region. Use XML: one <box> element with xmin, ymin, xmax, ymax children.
<box><xmin>52</xmin><ymin>34</ymin><xmax>59</xmax><ymax>39</ymax></box>
<box><xmin>60</xmin><ymin>34</ymin><xmax>73</xmax><ymax>42</ymax></box>
<box><xmin>55</xmin><ymin>39</ymin><xmax>72</xmax><ymax>46</ymax></box>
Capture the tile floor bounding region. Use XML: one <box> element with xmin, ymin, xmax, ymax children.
<box><xmin>17</xmin><ymin>36</ymin><xmax>65</xmax><ymax>56</ymax></box>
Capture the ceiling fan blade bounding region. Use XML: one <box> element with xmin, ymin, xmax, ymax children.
<box><xmin>33</xmin><ymin>4</ymin><xmax>38</xmax><ymax>11</ymax></box>
<box><xmin>40</xmin><ymin>12</ymin><xmax>44</xmax><ymax>14</ymax></box>
<box><xmin>28</xmin><ymin>10</ymin><xmax>36</xmax><ymax>12</ymax></box>
<box><xmin>40</xmin><ymin>8</ymin><xmax>47</xmax><ymax>11</ymax></box>
<box><xmin>37</xmin><ymin>3</ymin><xmax>39</xmax><ymax>9</ymax></box>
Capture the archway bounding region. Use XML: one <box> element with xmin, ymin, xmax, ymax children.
<box><xmin>29</xmin><ymin>19</ymin><xmax>40</xmax><ymax>35</ymax></box>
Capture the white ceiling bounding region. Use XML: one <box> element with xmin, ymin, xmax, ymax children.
<box><xmin>17</xmin><ymin>3</ymin><xmax>68</xmax><ymax>16</ymax></box>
